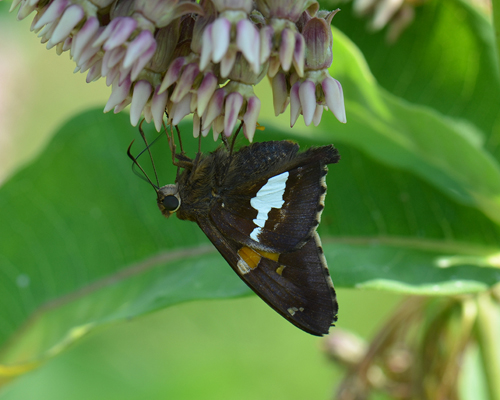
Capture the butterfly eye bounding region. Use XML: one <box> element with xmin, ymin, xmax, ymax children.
<box><xmin>162</xmin><ymin>195</ymin><xmax>180</xmax><ymax>212</ymax></box>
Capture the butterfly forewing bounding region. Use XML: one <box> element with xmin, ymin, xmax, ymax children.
<box><xmin>211</xmin><ymin>145</ymin><xmax>337</xmax><ymax>253</ymax></box>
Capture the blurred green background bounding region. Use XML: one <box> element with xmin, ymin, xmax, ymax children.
<box><xmin>0</xmin><ymin>3</ymin><xmax>402</xmax><ymax>399</ymax></box>
<box><xmin>0</xmin><ymin>292</ymin><xmax>400</xmax><ymax>400</ymax></box>
<box><xmin>1</xmin><ymin>0</ymin><xmax>499</xmax><ymax>399</ymax></box>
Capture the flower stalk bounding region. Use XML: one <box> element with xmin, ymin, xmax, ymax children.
<box><xmin>476</xmin><ymin>291</ymin><xmax>500</xmax><ymax>400</ymax></box>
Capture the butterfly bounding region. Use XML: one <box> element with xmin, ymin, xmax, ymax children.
<box><xmin>130</xmin><ymin>129</ymin><xmax>340</xmax><ymax>336</ymax></box>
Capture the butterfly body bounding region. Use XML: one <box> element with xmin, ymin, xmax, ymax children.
<box><xmin>157</xmin><ymin>140</ymin><xmax>340</xmax><ymax>336</ymax></box>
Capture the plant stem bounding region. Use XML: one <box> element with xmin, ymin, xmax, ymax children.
<box><xmin>476</xmin><ymin>292</ymin><xmax>500</xmax><ymax>400</ymax></box>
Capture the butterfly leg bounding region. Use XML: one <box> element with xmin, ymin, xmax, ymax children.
<box><xmin>221</xmin><ymin>134</ymin><xmax>230</xmax><ymax>151</ymax></box>
<box><xmin>197</xmin><ymin>130</ymin><xmax>202</xmax><ymax>155</ymax></box>
<box><xmin>229</xmin><ymin>122</ymin><xmax>244</xmax><ymax>157</ymax></box>
<box><xmin>161</xmin><ymin>121</ymin><xmax>192</xmax><ymax>170</ymax></box>
<box><xmin>175</xmin><ymin>125</ymin><xmax>185</xmax><ymax>155</ymax></box>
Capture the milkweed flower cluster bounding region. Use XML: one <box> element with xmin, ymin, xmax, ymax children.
<box><xmin>7</xmin><ymin>0</ymin><xmax>346</xmax><ymax>141</ymax></box>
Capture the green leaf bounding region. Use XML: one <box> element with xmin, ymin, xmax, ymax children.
<box><xmin>2</xmin><ymin>1</ymin><xmax>500</xmax><ymax>377</ymax></box>
<box><xmin>324</xmin><ymin>87</ymin><xmax>500</xmax><ymax>226</ymax></box>
<box><xmin>0</xmin><ymin>112</ymin><xmax>248</xmax><ymax>376</ymax></box>
<box><xmin>319</xmin><ymin>141</ymin><xmax>500</xmax><ymax>294</ymax></box>
<box><xmin>260</xmin><ymin>7</ymin><xmax>500</xmax><ymax>223</ymax></box>
<box><xmin>329</xmin><ymin>0</ymin><xmax>500</xmax><ymax>160</ymax></box>
<box><xmin>1</xmin><ymin>108</ymin><xmax>500</xmax><ymax>374</ymax></box>
<box><xmin>494</xmin><ymin>2</ymin><xmax>500</xmax><ymax>80</ymax></box>
<box><xmin>0</xmin><ymin>2</ymin><xmax>10</xmax><ymax>15</ymax></box>
<box><xmin>314</xmin><ymin>26</ymin><xmax>500</xmax><ymax>225</ymax></box>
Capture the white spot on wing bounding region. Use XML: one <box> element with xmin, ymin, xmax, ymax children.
<box><xmin>237</xmin><ymin>259</ymin><xmax>251</xmax><ymax>275</ymax></box>
<box><xmin>287</xmin><ymin>306</ymin><xmax>304</xmax><ymax>316</ymax></box>
<box><xmin>249</xmin><ymin>171</ymin><xmax>289</xmax><ymax>241</ymax></box>
<box><xmin>250</xmin><ymin>227</ymin><xmax>262</xmax><ymax>241</ymax></box>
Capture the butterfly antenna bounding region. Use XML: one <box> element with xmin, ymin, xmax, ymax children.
<box><xmin>138</xmin><ymin>119</ymin><xmax>160</xmax><ymax>188</ymax></box>
<box><xmin>127</xmin><ymin>141</ymin><xmax>159</xmax><ymax>191</ymax></box>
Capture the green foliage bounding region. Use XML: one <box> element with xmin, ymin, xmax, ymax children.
<box><xmin>0</xmin><ymin>2</ymin><xmax>10</xmax><ymax>15</ymax></box>
<box><xmin>1</xmin><ymin>0</ymin><xmax>500</xmax><ymax>398</ymax></box>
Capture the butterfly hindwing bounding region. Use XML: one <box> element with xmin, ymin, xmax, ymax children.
<box><xmin>197</xmin><ymin>218</ymin><xmax>338</xmax><ymax>336</ymax></box>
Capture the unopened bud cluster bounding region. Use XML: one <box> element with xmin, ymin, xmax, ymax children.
<box><xmin>8</xmin><ymin>0</ymin><xmax>346</xmax><ymax>141</ymax></box>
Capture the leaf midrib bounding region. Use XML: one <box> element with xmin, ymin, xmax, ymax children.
<box><xmin>13</xmin><ymin>234</ymin><xmax>498</xmax><ymax>327</ymax></box>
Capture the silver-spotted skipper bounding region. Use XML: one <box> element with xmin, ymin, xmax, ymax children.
<box><xmin>129</xmin><ymin>128</ymin><xmax>340</xmax><ymax>336</ymax></box>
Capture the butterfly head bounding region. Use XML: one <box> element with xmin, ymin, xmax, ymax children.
<box><xmin>157</xmin><ymin>184</ymin><xmax>181</xmax><ymax>218</ymax></box>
